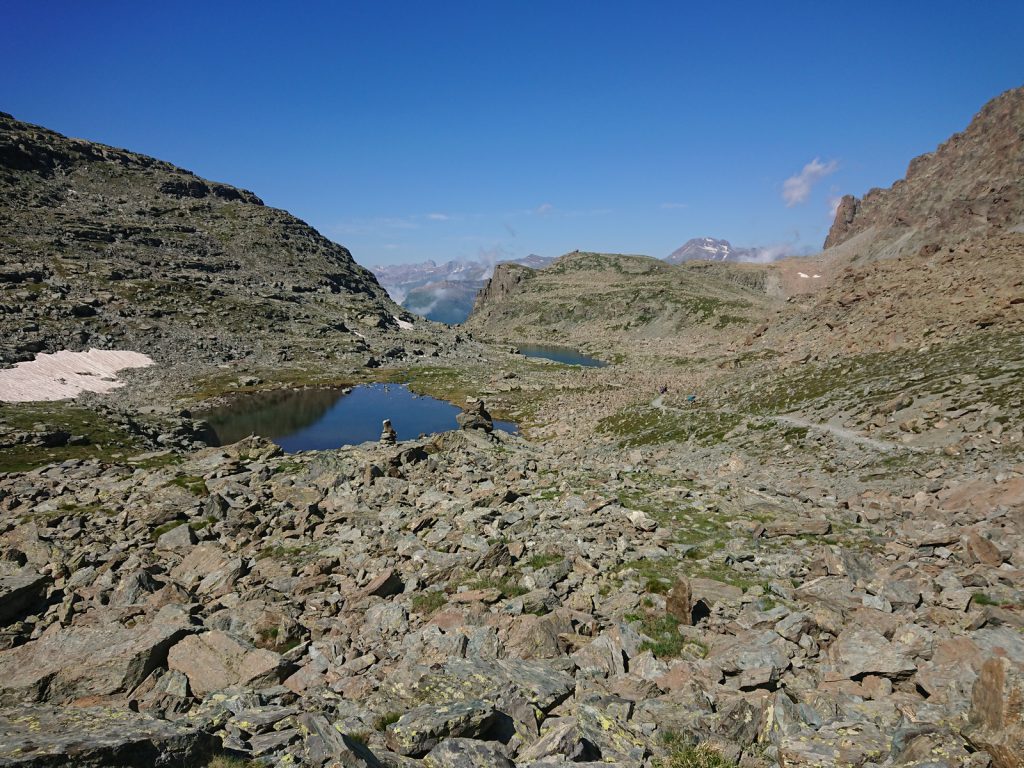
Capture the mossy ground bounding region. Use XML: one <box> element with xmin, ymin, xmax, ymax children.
<box><xmin>0</xmin><ymin>402</ymin><xmax>145</xmax><ymax>473</ymax></box>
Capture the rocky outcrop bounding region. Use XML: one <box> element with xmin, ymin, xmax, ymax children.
<box><xmin>822</xmin><ymin>85</ymin><xmax>1024</xmax><ymax>262</ymax></box>
<box><xmin>470</xmin><ymin>263</ymin><xmax>535</xmax><ymax>319</ymax></box>
<box><xmin>466</xmin><ymin>251</ymin><xmax>771</xmax><ymax>348</ymax></box>
<box><xmin>822</xmin><ymin>193</ymin><xmax>860</xmax><ymax>249</ymax></box>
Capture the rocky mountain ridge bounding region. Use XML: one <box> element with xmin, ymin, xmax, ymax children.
<box><xmin>665</xmin><ymin>237</ymin><xmax>762</xmax><ymax>264</ymax></box>
<box><xmin>823</xmin><ymin>85</ymin><xmax>1024</xmax><ymax>263</ymax></box>
<box><xmin>0</xmin><ymin>111</ymin><xmax>419</xmax><ymax>372</ymax></box>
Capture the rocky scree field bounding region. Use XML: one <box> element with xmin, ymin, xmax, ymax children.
<box><xmin>1</xmin><ymin>88</ymin><xmax>1024</xmax><ymax>767</ymax></box>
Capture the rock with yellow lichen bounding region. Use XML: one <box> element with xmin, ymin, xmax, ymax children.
<box><xmin>0</xmin><ymin>704</ymin><xmax>218</xmax><ymax>767</ymax></box>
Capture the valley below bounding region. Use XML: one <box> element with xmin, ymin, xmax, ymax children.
<box><xmin>1</xmin><ymin>86</ymin><xmax>1023</xmax><ymax>768</ymax></box>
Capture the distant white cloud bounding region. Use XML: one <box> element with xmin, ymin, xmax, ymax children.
<box><xmin>427</xmin><ymin>213</ymin><xmax>449</xmax><ymax>221</ymax></box>
<box><xmin>535</xmin><ymin>202</ymin><xmax>554</xmax><ymax>215</ymax></box>
<box><xmin>478</xmin><ymin>244</ymin><xmax>513</xmax><ymax>278</ymax></box>
<box><xmin>827</xmin><ymin>195</ymin><xmax>843</xmax><ymax>218</ymax></box>
<box><xmin>782</xmin><ymin>158</ymin><xmax>838</xmax><ymax>207</ymax></box>
<box><xmin>660</xmin><ymin>202</ymin><xmax>688</xmax><ymax>210</ymax></box>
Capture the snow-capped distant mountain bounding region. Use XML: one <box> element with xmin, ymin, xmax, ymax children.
<box><xmin>665</xmin><ymin>237</ymin><xmax>764</xmax><ymax>264</ymax></box>
<box><xmin>371</xmin><ymin>255</ymin><xmax>554</xmax><ymax>323</ymax></box>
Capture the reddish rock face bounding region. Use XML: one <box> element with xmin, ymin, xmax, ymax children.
<box><xmin>965</xmin><ymin>656</ymin><xmax>1024</xmax><ymax>768</ymax></box>
<box><xmin>822</xmin><ymin>85</ymin><xmax>1024</xmax><ymax>259</ymax></box>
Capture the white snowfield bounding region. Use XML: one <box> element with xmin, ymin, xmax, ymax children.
<box><xmin>394</xmin><ymin>316</ymin><xmax>415</xmax><ymax>330</ymax></box>
<box><xmin>0</xmin><ymin>349</ymin><xmax>154</xmax><ymax>403</ymax></box>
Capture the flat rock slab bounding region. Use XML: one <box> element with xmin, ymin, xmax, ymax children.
<box><xmin>424</xmin><ymin>738</ymin><xmax>514</xmax><ymax>767</ymax></box>
<box><xmin>825</xmin><ymin>627</ymin><xmax>916</xmax><ymax>681</ymax></box>
<box><xmin>0</xmin><ymin>704</ymin><xmax>218</xmax><ymax>767</ymax></box>
<box><xmin>763</xmin><ymin>518</ymin><xmax>831</xmax><ymax>537</ymax></box>
<box><xmin>386</xmin><ymin>699</ymin><xmax>496</xmax><ymax>756</ymax></box>
<box><xmin>385</xmin><ymin>657</ymin><xmax>575</xmax><ymax>712</ymax></box>
<box><xmin>167</xmin><ymin>630</ymin><xmax>289</xmax><ymax>697</ymax></box>
<box><xmin>0</xmin><ymin>620</ymin><xmax>190</xmax><ymax>706</ymax></box>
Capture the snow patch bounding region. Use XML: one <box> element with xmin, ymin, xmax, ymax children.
<box><xmin>0</xmin><ymin>349</ymin><xmax>155</xmax><ymax>403</ymax></box>
<box><xmin>394</xmin><ymin>316</ymin><xmax>415</xmax><ymax>331</ymax></box>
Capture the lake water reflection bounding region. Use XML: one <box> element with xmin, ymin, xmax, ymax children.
<box><xmin>203</xmin><ymin>383</ymin><xmax>516</xmax><ymax>452</ymax></box>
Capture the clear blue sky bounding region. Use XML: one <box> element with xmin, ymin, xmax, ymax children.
<box><xmin>4</xmin><ymin>2</ymin><xmax>1022</xmax><ymax>266</ymax></box>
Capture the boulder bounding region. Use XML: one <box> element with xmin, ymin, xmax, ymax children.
<box><xmin>666</xmin><ymin>578</ymin><xmax>693</xmax><ymax>624</ymax></box>
<box><xmin>0</xmin><ymin>617</ymin><xmax>190</xmax><ymax>705</ymax></box>
<box><xmin>0</xmin><ymin>704</ymin><xmax>219</xmax><ymax>767</ymax></box>
<box><xmin>293</xmin><ymin>712</ymin><xmax>384</xmax><ymax>768</ymax></box>
<box><xmin>0</xmin><ymin>569</ymin><xmax>50</xmax><ymax>624</ymax></box>
<box><xmin>167</xmin><ymin>631</ymin><xmax>291</xmax><ymax>697</ymax></box>
<box><xmin>360</xmin><ymin>568</ymin><xmax>404</xmax><ymax>599</ymax></box>
<box><xmin>456</xmin><ymin>400</ymin><xmax>493</xmax><ymax>432</ymax></box>
<box><xmin>824</xmin><ymin>627</ymin><xmax>916</xmax><ymax>681</ymax></box>
<box><xmin>385</xmin><ymin>699</ymin><xmax>496</xmax><ymax>757</ymax></box>
<box><xmin>155</xmin><ymin>523</ymin><xmax>196</xmax><ymax>551</ymax></box>
<box><xmin>423</xmin><ymin>738</ymin><xmax>514</xmax><ymax>768</ymax></box>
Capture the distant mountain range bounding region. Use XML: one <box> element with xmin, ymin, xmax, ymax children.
<box><xmin>371</xmin><ymin>255</ymin><xmax>553</xmax><ymax>324</ymax></box>
<box><xmin>665</xmin><ymin>237</ymin><xmax>776</xmax><ymax>264</ymax></box>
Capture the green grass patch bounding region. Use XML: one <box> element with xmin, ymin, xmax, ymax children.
<box><xmin>170</xmin><ymin>474</ymin><xmax>208</xmax><ymax>497</ymax></box>
<box><xmin>151</xmin><ymin>519</ymin><xmax>187</xmax><ymax>540</ymax></box>
<box><xmin>524</xmin><ymin>553</ymin><xmax>564</xmax><ymax>570</ymax></box>
<box><xmin>656</xmin><ymin>735</ymin><xmax>735</xmax><ymax>768</ymax></box>
<box><xmin>374</xmin><ymin>711</ymin><xmax>402</xmax><ymax>731</ymax></box>
<box><xmin>638</xmin><ymin>614</ymin><xmax>696</xmax><ymax>663</ymax></box>
<box><xmin>411</xmin><ymin>590</ymin><xmax>448</xmax><ymax>614</ymax></box>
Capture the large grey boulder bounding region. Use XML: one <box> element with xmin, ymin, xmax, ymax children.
<box><xmin>385</xmin><ymin>699</ymin><xmax>496</xmax><ymax>757</ymax></box>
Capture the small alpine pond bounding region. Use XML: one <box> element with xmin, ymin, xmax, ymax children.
<box><xmin>516</xmin><ymin>345</ymin><xmax>607</xmax><ymax>367</ymax></box>
<box><xmin>202</xmin><ymin>383</ymin><xmax>516</xmax><ymax>452</ymax></box>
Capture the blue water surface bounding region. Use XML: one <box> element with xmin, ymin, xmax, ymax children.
<box><xmin>517</xmin><ymin>345</ymin><xmax>607</xmax><ymax>367</ymax></box>
<box><xmin>204</xmin><ymin>383</ymin><xmax>516</xmax><ymax>452</ymax></box>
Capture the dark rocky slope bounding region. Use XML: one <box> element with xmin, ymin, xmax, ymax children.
<box><xmin>0</xmin><ymin>112</ymin><xmax>412</xmax><ymax>368</ymax></box>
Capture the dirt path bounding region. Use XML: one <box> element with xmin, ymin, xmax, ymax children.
<box><xmin>771</xmin><ymin>414</ymin><xmax>911</xmax><ymax>454</ymax></box>
<box><xmin>650</xmin><ymin>395</ymin><xmax>913</xmax><ymax>454</ymax></box>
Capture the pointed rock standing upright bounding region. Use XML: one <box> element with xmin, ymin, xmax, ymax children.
<box><xmin>456</xmin><ymin>399</ymin><xmax>493</xmax><ymax>432</ymax></box>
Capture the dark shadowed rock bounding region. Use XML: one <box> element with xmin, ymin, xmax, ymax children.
<box><xmin>0</xmin><ymin>570</ymin><xmax>50</xmax><ymax>624</ymax></box>
<box><xmin>456</xmin><ymin>400</ymin><xmax>493</xmax><ymax>432</ymax></box>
